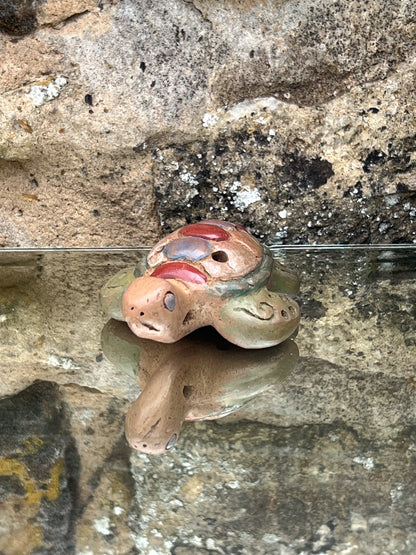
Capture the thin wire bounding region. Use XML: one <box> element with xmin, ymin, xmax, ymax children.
<box><xmin>0</xmin><ymin>244</ymin><xmax>415</xmax><ymax>254</ymax></box>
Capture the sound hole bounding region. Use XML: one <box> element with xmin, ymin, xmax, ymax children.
<box><xmin>211</xmin><ymin>251</ymin><xmax>228</xmax><ymax>263</ymax></box>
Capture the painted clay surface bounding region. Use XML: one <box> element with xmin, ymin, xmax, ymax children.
<box><xmin>101</xmin><ymin>320</ymin><xmax>299</xmax><ymax>454</ymax></box>
<box><xmin>100</xmin><ymin>220</ymin><xmax>301</xmax><ymax>348</ymax></box>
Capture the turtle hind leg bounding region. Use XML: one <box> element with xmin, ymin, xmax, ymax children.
<box><xmin>215</xmin><ymin>287</ymin><xmax>300</xmax><ymax>349</ymax></box>
<box><xmin>268</xmin><ymin>260</ymin><xmax>300</xmax><ymax>295</ymax></box>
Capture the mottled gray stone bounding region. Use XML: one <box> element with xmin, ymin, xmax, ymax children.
<box><xmin>129</xmin><ymin>421</ymin><xmax>416</xmax><ymax>554</ymax></box>
<box><xmin>153</xmin><ymin>88</ymin><xmax>416</xmax><ymax>244</ymax></box>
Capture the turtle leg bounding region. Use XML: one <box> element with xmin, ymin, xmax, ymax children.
<box><xmin>267</xmin><ymin>259</ymin><xmax>300</xmax><ymax>295</ymax></box>
<box><xmin>100</xmin><ymin>319</ymin><xmax>142</xmax><ymax>379</ymax></box>
<box><xmin>100</xmin><ymin>266</ymin><xmax>137</xmax><ymax>320</ymax></box>
<box><xmin>215</xmin><ymin>287</ymin><xmax>300</xmax><ymax>349</ymax></box>
<box><xmin>100</xmin><ymin>256</ymin><xmax>148</xmax><ymax>320</ymax></box>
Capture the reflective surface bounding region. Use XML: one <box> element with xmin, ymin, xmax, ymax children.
<box><xmin>0</xmin><ymin>248</ymin><xmax>415</xmax><ymax>554</ymax></box>
<box><xmin>101</xmin><ymin>321</ymin><xmax>299</xmax><ymax>454</ymax></box>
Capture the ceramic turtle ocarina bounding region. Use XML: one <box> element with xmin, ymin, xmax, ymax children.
<box><xmin>100</xmin><ymin>220</ymin><xmax>300</xmax><ymax>349</ymax></box>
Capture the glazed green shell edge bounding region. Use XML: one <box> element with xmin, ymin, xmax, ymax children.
<box><xmin>213</xmin><ymin>247</ymin><xmax>300</xmax><ymax>298</ymax></box>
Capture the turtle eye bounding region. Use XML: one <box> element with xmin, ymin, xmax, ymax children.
<box><xmin>163</xmin><ymin>291</ymin><xmax>176</xmax><ymax>311</ymax></box>
<box><xmin>165</xmin><ymin>433</ymin><xmax>178</xmax><ymax>450</ymax></box>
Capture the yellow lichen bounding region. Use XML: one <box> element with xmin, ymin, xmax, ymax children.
<box><xmin>0</xmin><ymin>456</ymin><xmax>64</xmax><ymax>504</ymax></box>
<box><xmin>0</xmin><ymin>458</ymin><xmax>42</xmax><ymax>504</ymax></box>
<box><xmin>23</xmin><ymin>435</ymin><xmax>44</xmax><ymax>454</ymax></box>
<box><xmin>0</xmin><ymin>452</ymin><xmax>65</xmax><ymax>554</ymax></box>
<box><xmin>44</xmin><ymin>459</ymin><xmax>64</xmax><ymax>502</ymax></box>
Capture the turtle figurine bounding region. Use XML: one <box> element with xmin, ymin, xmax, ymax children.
<box><xmin>100</xmin><ymin>220</ymin><xmax>300</xmax><ymax>349</ymax></box>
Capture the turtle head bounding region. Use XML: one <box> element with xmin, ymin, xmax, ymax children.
<box><xmin>122</xmin><ymin>276</ymin><xmax>192</xmax><ymax>342</ymax></box>
<box><xmin>125</xmin><ymin>367</ymin><xmax>187</xmax><ymax>455</ymax></box>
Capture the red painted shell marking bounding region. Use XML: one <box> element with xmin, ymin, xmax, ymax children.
<box><xmin>180</xmin><ymin>223</ymin><xmax>230</xmax><ymax>241</ymax></box>
<box><xmin>151</xmin><ymin>262</ymin><xmax>207</xmax><ymax>284</ymax></box>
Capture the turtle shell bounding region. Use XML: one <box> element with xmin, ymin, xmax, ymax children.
<box><xmin>142</xmin><ymin>220</ymin><xmax>273</xmax><ymax>297</ymax></box>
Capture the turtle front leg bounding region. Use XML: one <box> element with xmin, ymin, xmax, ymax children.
<box><xmin>215</xmin><ymin>287</ymin><xmax>300</xmax><ymax>349</ymax></box>
<box><xmin>100</xmin><ymin>266</ymin><xmax>137</xmax><ymax>320</ymax></box>
<box><xmin>100</xmin><ymin>256</ymin><xmax>148</xmax><ymax>320</ymax></box>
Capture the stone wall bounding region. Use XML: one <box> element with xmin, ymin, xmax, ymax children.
<box><xmin>1</xmin><ymin>0</ymin><xmax>416</xmax><ymax>246</ymax></box>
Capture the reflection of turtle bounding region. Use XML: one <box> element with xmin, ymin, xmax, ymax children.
<box><xmin>101</xmin><ymin>320</ymin><xmax>299</xmax><ymax>455</ymax></box>
<box><xmin>100</xmin><ymin>220</ymin><xmax>300</xmax><ymax>348</ymax></box>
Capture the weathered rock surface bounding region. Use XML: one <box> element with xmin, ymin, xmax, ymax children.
<box><xmin>0</xmin><ymin>248</ymin><xmax>415</xmax><ymax>552</ymax></box>
<box><xmin>1</xmin><ymin>0</ymin><xmax>416</xmax><ymax>245</ymax></box>
<box><xmin>129</xmin><ymin>421</ymin><xmax>416</xmax><ymax>554</ymax></box>
<box><xmin>0</xmin><ymin>381</ymin><xmax>79</xmax><ymax>554</ymax></box>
